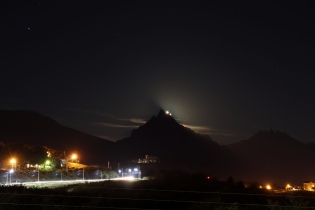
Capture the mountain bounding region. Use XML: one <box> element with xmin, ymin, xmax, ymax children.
<box><xmin>2</xmin><ymin>109</ymin><xmax>315</xmax><ymax>185</ymax></box>
<box><xmin>226</xmin><ymin>129</ymin><xmax>315</xmax><ymax>185</ymax></box>
<box><xmin>0</xmin><ymin>110</ymin><xmax>116</xmax><ymax>165</ymax></box>
<box><xmin>116</xmin><ymin>109</ymin><xmax>232</xmax><ymax>175</ymax></box>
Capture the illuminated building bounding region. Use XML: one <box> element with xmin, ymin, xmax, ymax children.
<box><xmin>136</xmin><ymin>155</ymin><xmax>160</xmax><ymax>163</ymax></box>
<box><xmin>303</xmin><ymin>182</ymin><xmax>315</xmax><ymax>191</ymax></box>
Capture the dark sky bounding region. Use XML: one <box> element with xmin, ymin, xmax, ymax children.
<box><xmin>1</xmin><ymin>1</ymin><xmax>315</xmax><ymax>144</ymax></box>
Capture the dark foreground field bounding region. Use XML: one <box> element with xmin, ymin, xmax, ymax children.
<box><xmin>0</xmin><ymin>171</ymin><xmax>314</xmax><ymax>210</ymax></box>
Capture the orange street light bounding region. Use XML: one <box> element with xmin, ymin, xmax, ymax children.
<box><xmin>10</xmin><ymin>158</ymin><xmax>16</xmax><ymax>170</ymax></box>
<box><xmin>71</xmin><ymin>154</ymin><xmax>77</xmax><ymax>162</ymax></box>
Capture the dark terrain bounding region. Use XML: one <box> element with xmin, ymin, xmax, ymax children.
<box><xmin>1</xmin><ymin>110</ymin><xmax>315</xmax><ymax>185</ymax></box>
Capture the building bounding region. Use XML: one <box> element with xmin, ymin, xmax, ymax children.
<box><xmin>303</xmin><ymin>182</ymin><xmax>315</xmax><ymax>191</ymax></box>
<box><xmin>66</xmin><ymin>162</ymin><xmax>88</xmax><ymax>169</ymax></box>
<box><xmin>137</xmin><ymin>155</ymin><xmax>160</xmax><ymax>163</ymax></box>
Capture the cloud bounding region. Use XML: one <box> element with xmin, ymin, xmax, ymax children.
<box><xmin>183</xmin><ymin>124</ymin><xmax>215</xmax><ymax>131</ymax></box>
<box><xmin>118</xmin><ymin>118</ymin><xmax>146</xmax><ymax>124</ymax></box>
<box><xmin>92</xmin><ymin>122</ymin><xmax>140</xmax><ymax>129</ymax></box>
<box><xmin>67</xmin><ymin>108</ymin><xmax>146</xmax><ymax>124</ymax></box>
<box><xmin>183</xmin><ymin>124</ymin><xmax>246</xmax><ymax>137</ymax></box>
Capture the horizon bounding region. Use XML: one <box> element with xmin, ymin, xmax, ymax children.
<box><xmin>0</xmin><ymin>108</ymin><xmax>311</xmax><ymax>147</ymax></box>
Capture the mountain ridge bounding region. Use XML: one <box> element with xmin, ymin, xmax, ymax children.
<box><xmin>1</xmin><ymin>109</ymin><xmax>315</xmax><ymax>185</ymax></box>
<box><xmin>0</xmin><ymin>110</ymin><xmax>115</xmax><ymax>165</ymax></box>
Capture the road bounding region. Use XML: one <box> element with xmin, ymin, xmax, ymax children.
<box><xmin>2</xmin><ymin>176</ymin><xmax>138</xmax><ymax>188</ymax></box>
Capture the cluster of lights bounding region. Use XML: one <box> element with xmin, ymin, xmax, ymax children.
<box><xmin>259</xmin><ymin>184</ymin><xmax>272</xmax><ymax>190</ymax></box>
<box><xmin>118</xmin><ymin>168</ymin><xmax>139</xmax><ymax>173</ymax></box>
<box><xmin>165</xmin><ymin>111</ymin><xmax>172</xmax><ymax>116</ymax></box>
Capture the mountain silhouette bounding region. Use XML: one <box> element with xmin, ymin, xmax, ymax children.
<box><xmin>0</xmin><ymin>110</ymin><xmax>115</xmax><ymax>164</ymax></box>
<box><xmin>227</xmin><ymin>129</ymin><xmax>315</xmax><ymax>185</ymax></box>
<box><xmin>116</xmin><ymin>109</ymin><xmax>232</xmax><ymax>174</ymax></box>
<box><xmin>1</xmin><ymin>109</ymin><xmax>315</xmax><ymax>185</ymax></box>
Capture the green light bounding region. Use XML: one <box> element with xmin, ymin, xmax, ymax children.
<box><xmin>45</xmin><ymin>160</ymin><xmax>50</xmax><ymax>164</ymax></box>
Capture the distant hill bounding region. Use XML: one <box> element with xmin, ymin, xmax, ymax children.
<box><xmin>116</xmin><ymin>109</ymin><xmax>233</xmax><ymax>175</ymax></box>
<box><xmin>0</xmin><ymin>110</ymin><xmax>116</xmax><ymax>165</ymax></box>
<box><xmin>2</xmin><ymin>110</ymin><xmax>315</xmax><ymax>185</ymax></box>
<box><xmin>226</xmin><ymin>129</ymin><xmax>315</xmax><ymax>185</ymax></box>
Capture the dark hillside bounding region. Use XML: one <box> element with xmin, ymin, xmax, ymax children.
<box><xmin>0</xmin><ymin>110</ymin><xmax>116</xmax><ymax>165</ymax></box>
<box><xmin>227</xmin><ymin>130</ymin><xmax>315</xmax><ymax>185</ymax></box>
<box><xmin>116</xmin><ymin>109</ymin><xmax>233</xmax><ymax>176</ymax></box>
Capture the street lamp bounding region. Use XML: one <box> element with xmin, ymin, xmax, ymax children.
<box><xmin>10</xmin><ymin>158</ymin><xmax>16</xmax><ymax>170</ymax></box>
<box><xmin>6</xmin><ymin>172</ymin><xmax>8</xmax><ymax>184</ymax></box>
<box><xmin>9</xmin><ymin>169</ymin><xmax>14</xmax><ymax>184</ymax></box>
<box><xmin>36</xmin><ymin>164</ymin><xmax>39</xmax><ymax>182</ymax></box>
<box><xmin>66</xmin><ymin>153</ymin><xmax>78</xmax><ymax>173</ymax></box>
<box><xmin>120</xmin><ymin>168</ymin><xmax>123</xmax><ymax>177</ymax></box>
<box><xmin>134</xmin><ymin>168</ymin><xmax>139</xmax><ymax>179</ymax></box>
<box><xmin>71</xmin><ymin>154</ymin><xmax>77</xmax><ymax>162</ymax></box>
<box><xmin>128</xmin><ymin>169</ymin><xmax>132</xmax><ymax>177</ymax></box>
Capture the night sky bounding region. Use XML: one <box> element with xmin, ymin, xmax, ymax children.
<box><xmin>1</xmin><ymin>1</ymin><xmax>315</xmax><ymax>144</ymax></box>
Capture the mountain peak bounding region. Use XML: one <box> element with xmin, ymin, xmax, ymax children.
<box><xmin>157</xmin><ymin>109</ymin><xmax>173</xmax><ymax>118</ymax></box>
<box><xmin>157</xmin><ymin>109</ymin><xmax>166</xmax><ymax>117</ymax></box>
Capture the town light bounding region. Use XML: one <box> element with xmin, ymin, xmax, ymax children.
<box><xmin>266</xmin><ymin>185</ymin><xmax>272</xmax><ymax>190</ymax></box>
<box><xmin>10</xmin><ymin>158</ymin><xmax>16</xmax><ymax>169</ymax></box>
<box><xmin>71</xmin><ymin>154</ymin><xmax>77</xmax><ymax>162</ymax></box>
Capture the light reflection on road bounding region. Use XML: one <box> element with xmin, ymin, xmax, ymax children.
<box><xmin>2</xmin><ymin>176</ymin><xmax>138</xmax><ymax>187</ymax></box>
